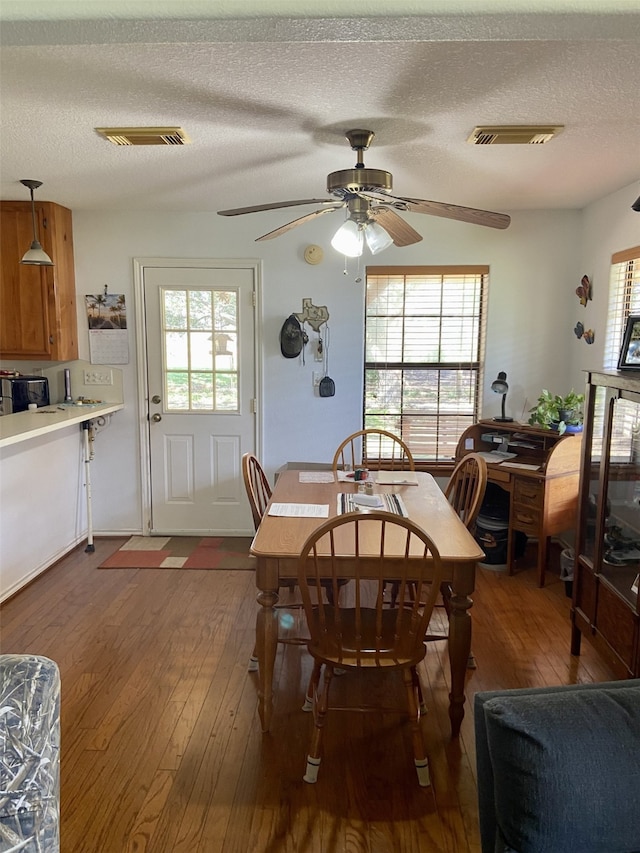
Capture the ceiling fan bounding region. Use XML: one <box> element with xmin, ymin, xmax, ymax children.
<box><xmin>217</xmin><ymin>129</ymin><xmax>511</xmax><ymax>256</ymax></box>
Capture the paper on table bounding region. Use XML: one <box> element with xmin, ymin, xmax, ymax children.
<box><xmin>500</xmin><ymin>462</ymin><xmax>541</xmax><ymax>471</ymax></box>
<box><xmin>298</xmin><ymin>471</ymin><xmax>335</xmax><ymax>483</ymax></box>
<box><xmin>375</xmin><ymin>471</ymin><xmax>418</xmax><ymax>485</ymax></box>
<box><xmin>268</xmin><ymin>502</ymin><xmax>330</xmax><ymax>518</ymax></box>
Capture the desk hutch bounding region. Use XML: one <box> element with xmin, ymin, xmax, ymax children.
<box><xmin>456</xmin><ymin>420</ymin><xmax>582</xmax><ymax>585</ymax></box>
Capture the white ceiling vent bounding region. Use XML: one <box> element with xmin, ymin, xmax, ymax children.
<box><xmin>95</xmin><ymin>127</ymin><xmax>191</xmax><ymax>146</ymax></box>
<box><xmin>467</xmin><ymin>126</ymin><xmax>563</xmax><ymax>145</ymax></box>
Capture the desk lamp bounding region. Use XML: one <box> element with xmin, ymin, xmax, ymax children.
<box><xmin>491</xmin><ymin>371</ymin><xmax>513</xmax><ymax>422</ymax></box>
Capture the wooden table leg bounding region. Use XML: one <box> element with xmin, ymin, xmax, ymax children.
<box><xmin>447</xmin><ymin>580</ymin><xmax>474</xmax><ymax>738</ymax></box>
<box><xmin>256</xmin><ymin>588</ymin><xmax>279</xmax><ymax>732</ymax></box>
<box><xmin>537</xmin><ymin>534</ymin><xmax>550</xmax><ymax>587</ymax></box>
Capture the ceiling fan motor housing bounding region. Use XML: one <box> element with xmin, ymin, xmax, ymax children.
<box><xmin>327</xmin><ymin>168</ymin><xmax>392</xmax><ymax>198</ymax></box>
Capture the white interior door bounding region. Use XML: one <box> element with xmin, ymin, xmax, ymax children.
<box><xmin>142</xmin><ymin>263</ymin><xmax>258</xmax><ymax>535</ymax></box>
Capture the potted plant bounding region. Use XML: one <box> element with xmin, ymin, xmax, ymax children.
<box><xmin>528</xmin><ymin>389</ymin><xmax>585</xmax><ymax>435</ymax></box>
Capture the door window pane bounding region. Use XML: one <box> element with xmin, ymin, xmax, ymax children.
<box><xmin>161</xmin><ymin>287</ymin><xmax>239</xmax><ymax>412</ymax></box>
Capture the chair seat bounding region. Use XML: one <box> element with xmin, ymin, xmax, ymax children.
<box><xmin>307</xmin><ymin>606</ymin><xmax>428</xmax><ymax>668</ymax></box>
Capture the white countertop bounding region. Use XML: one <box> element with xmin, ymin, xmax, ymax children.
<box><xmin>0</xmin><ymin>402</ymin><xmax>124</xmax><ymax>448</ymax></box>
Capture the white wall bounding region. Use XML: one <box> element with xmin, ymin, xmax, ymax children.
<box><xmin>5</xmin><ymin>185</ymin><xmax>636</xmax><ymax>537</ymax></box>
<box><xmin>67</xmin><ymin>204</ymin><xmax>584</xmax><ymax>532</ymax></box>
<box><xmin>569</xmin><ymin>181</ymin><xmax>640</xmax><ymax>386</ymax></box>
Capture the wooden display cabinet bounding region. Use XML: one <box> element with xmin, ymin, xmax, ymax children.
<box><xmin>0</xmin><ymin>199</ymin><xmax>78</xmax><ymax>361</ymax></box>
<box><xmin>456</xmin><ymin>420</ymin><xmax>582</xmax><ymax>585</ymax></box>
<box><xmin>571</xmin><ymin>370</ymin><xmax>640</xmax><ymax>678</ymax></box>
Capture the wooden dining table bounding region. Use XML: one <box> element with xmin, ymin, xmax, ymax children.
<box><xmin>249</xmin><ymin>469</ymin><xmax>485</xmax><ymax>735</ymax></box>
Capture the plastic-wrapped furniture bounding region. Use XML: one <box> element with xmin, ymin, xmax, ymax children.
<box><xmin>474</xmin><ymin>679</ymin><xmax>640</xmax><ymax>853</ymax></box>
<box><xmin>0</xmin><ymin>654</ymin><xmax>60</xmax><ymax>853</ymax></box>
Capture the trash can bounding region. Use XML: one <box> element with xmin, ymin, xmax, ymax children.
<box><xmin>476</xmin><ymin>483</ymin><xmax>527</xmax><ymax>569</ymax></box>
<box><xmin>560</xmin><ymin>548</ymin><xmax>575</xmax><ymax>598</ymax></box>
<box><xmin>476</xmin><ymin>514</ymin><xmax>510</xmax><ymax>568</ymax></box>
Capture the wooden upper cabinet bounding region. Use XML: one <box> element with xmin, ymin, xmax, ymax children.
<box><xmin>0</xmin><ymin>199</ymin><xmax>78</xmax><ymax>360</ymax></box>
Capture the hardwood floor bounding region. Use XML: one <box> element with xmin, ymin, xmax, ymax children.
<box><xmin>0</xmin><ymin>539</ymin><xmax>616</xmax><ymax>853</ymax></box>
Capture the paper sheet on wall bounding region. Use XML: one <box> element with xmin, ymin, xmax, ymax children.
<box><xmin>88</xmin><ymin>329</ymin><xmax>129</xmax><ymax>364</ymax></box>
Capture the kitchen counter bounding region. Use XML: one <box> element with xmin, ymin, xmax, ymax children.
<box><xmin>0</xmin><ymin>402</ymin><xmax>124</xmax><ymax>449</ymax></box>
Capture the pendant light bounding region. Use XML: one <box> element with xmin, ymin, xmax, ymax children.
<box><xmin>331</xmin><ymin>219</ymin><xmax>363</xmax><ymax>257</ymax></box>
<box><xmin>19</xmin><ymin>179</ymin><xmax>54</xmax><ymax>266</ymax></box>
<box><xmin>330</xmin><ymin>217</ymin><xmax>394</xmax><ymax>258</ymax></box>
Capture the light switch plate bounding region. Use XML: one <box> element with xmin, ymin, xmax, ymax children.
<box><xmin>84</xmin><ymin>369</ymin><xmax>113</xmax><ymax>386</ymax></box>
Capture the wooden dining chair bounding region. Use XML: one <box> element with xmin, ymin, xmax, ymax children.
<box><xmin>427</xmin><ymin>452</ymin><xmax>488</xmax><ymax>665</ymax></box>
<box><xmin>333</xmin><ymin>429</ymin><xmax>415</xmax><ymax>607</ymax></box>
<box><xmin>242</xmin><ymin>452</ymin><xmax>305</xmax><ymax>672</ymax></box>
<box><xmin>444</xmin><ymin>452</ymin><xmax>488</xmax><ymax>533</ymax></box>
<box><xmin>331</xmin><ymin>428</ymin><xmax>415</xmax><ymax>473</ymax></box>
<box><xmin>242</xmin><ymin>451</ymin><xmax>272</xmax><ymax>531</ymax></box>
<box><xmin>297</xmin><ymin>511</ymin><xmax>444</xmax><ymax>787</ymax></box>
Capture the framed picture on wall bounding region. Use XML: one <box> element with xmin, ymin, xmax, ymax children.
<box><xmin>618</xmin><ymin>315</ymin><xmax>640</xmax><ymax>370</ymax></box>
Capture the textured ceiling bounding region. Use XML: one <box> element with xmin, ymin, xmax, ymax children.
<box><xmin>1</xmin><ymin>2</ymin><xmax>639</xmax><ymax>221</ymax></box>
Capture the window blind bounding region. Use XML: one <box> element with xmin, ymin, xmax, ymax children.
<box><xmin>593</xmin><ymin>247</ymin><xmax>640</xmax><ymax>461</ymax></box>
<box><xmin>364</xmin><ymin>266</ymin><xmax>488</xmax><ymax>461</ymax></box>
<box><xmin>604</xmin><ymin>246</ymin><xmax>640</xmax><ymax>370</ymax></box>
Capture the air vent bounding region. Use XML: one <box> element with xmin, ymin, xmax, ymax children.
<box><xmin>95</xmin><ymin>127</ymin><xmax>191</xmax><ymax>146</ymax></box>
<box><xmin>467</xmin><ymin>125</ymin><xmax>563</xmax><ymax>145</ymax></box>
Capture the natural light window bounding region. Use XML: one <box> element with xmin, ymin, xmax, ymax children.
<box><xmin>364</xmin><ymin>265</ymin><xmax>488</xmax><ymax>462</ymax></box>
<box><xmin>604</xmin><ymin>246</ymin><xmax>640</xmax><ymax>370</ymax></box>
<box><xmin>593</xmin><ymin>246</ymin><xmax>640</xmax><ymax>461</ymax></box>
<box><xmin>161</xmin><ymin>287</ymin><xmax>239</xmax><ymax>411</ymax></box>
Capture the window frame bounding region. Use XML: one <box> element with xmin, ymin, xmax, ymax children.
<box><xmin>604</xmin><ymin>246</ymin><xmax>640</xmax><ymax>371</ymax></box>
<box><xmin>363</xmin><ymin>264</ymin><xmax>488</xmax><ymax>473</ymax></box>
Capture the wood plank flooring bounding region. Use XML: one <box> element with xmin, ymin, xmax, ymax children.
<box><xmin>0</xmin><ymin>539</ymin><xmax>616</xmax><ymax>853</ymax></box>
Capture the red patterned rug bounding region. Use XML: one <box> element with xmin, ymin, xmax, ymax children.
<box><xmin>99</xmin><ymin>536</ymin><xmax>255</xmax><ymax>570</ymax></box>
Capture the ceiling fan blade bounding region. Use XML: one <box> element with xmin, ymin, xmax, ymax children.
<box><xmin>361</xmin><ymin>191</ymin><xmax>511</xmax><ymax>230</ymax></box>
<box><xmin>370</xmin><ymin>207</ymin><xmax>423</xmax><ymax>247</ymax></box>
<box><xmin>218</xmin><ymin>199</ymin><xmax>337</xmax><ymax>216</ymax></box>
<box><xmin>255</xmin><ymin>204</ymin><xmax>343</xmax><ymax>241</ymax></box>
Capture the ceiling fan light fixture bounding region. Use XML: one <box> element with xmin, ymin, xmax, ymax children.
<box><xmin>19</xmin><ymin>179</ymin><xmax>54</xmax><ymax>267</ymax></box>
<box><xmin>364</xmin><ymin>221</ymin><xmax>394</xmax><ymax>255</ymax></box>
<box><xmin>331</xmin><ymin>219</ymin><xmax>364</xmax><ymax>257</ymax></box>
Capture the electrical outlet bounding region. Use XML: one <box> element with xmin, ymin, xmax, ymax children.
<box><xmin>313</xmin><ymin>371</ymin><xmax>322</xmax><ymax>388</ymax></box>
<box><xmin>314</xmin><ymin>341</ymin><xmax>324</xmax><ymax>362</ymax></box>
<box><xmin>84</xmin><ymin>369</ymin><xmax>113</xmax><ymax>386</ymax></box>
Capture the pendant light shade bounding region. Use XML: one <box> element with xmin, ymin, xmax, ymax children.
<box><xmin>364</xmin><ymin>220</ymin><xmax>394</xmax><ymax>254</ymax></box>
<box><xmin>331</xmin><ymin>217</ymin><xmax>394</xmax><ymax>258</ymax></box>
<box><xmin>19</xmin><ymin>179</ymin><xmax>54</xmax><ymax>266</ymax></box>
<box><xmin>331</xmin><ymin>219</ymin><xmax>364</xmax><ymax>257</ymax></box>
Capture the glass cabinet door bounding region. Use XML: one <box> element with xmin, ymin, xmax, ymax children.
<box><xmin>599</xmin><ymin>390</ymin><xmax>640</xmax><ymax>609</ymax></box>
<box><xmin>581</xmin><ymin>385</ymin><xmax>606</xmax><ymax>564</ymax></box>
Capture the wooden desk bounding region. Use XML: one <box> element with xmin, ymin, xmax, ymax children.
<box><xmin>250</xmin><ymin>470</ymin><xmax>484</xmax><ymax>735</ymax></box>
<box><xmin>456</xmin><ymin>421</ymin><xmax>582</xmax><ymax>586</ymax></box>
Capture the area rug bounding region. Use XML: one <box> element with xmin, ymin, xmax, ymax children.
<box><xmin>99</xmin><ymin>536</ymin><xmax>255</xmax><ymax>570</ymax></box>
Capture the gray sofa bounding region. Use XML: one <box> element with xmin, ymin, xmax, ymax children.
<box><xmin>474</xmin><ymin>679</ymin><xmax>640</xmax><ymax>853</ymax></box>
<box><xmin>0</xmin><ymin>654</ymin><xmax>60</xmax><ymax>853</ymax></box>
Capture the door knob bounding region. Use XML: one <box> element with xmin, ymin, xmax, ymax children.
<box><xmin>151</xmin><ymin>413</ymin><xmax>162</xmax><ymax>422</ymax></box>
<box><xmin>151</xmin><ymin>395</ymin><xmax>162</xmax><ymax>404</ymax></box>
